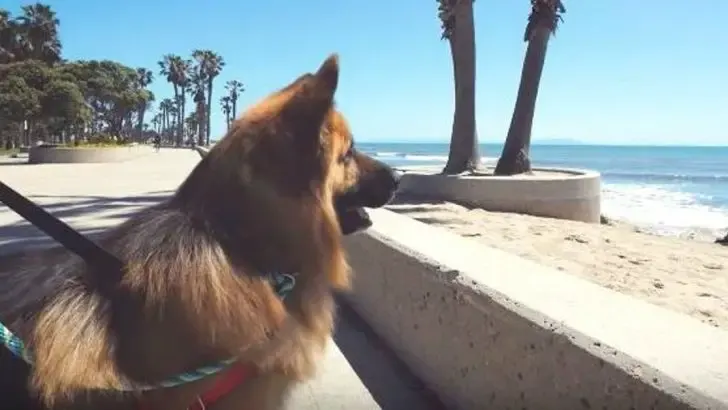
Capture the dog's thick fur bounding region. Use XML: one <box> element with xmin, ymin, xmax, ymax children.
<box><xmin>0</xmin><ymin>54</ymin><xmax>399</xmax><ymax>409</ymax></box>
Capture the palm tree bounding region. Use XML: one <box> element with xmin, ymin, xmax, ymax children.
<box><xmin>169</xmin><ymin>99</ymin><xmax>179</xmax><ymax>142</ymax></box>
<box><xmin>158</xmin><ymin>54</ymin><xmax>191</xmax><ymax>146</ymax></box>
<box><xmin>158</xmin><ymin>98</ymin><xmax>174</xmax><ymax>142</ymax></box>
<box><xmin>225</xmin><ymin>80</ymin><xmax>244</xmax><ymax>120</ymax></box>
<box><xmin>192</xmin><ymin>49</ymin><xmax>225</xmax><ymax>145</ymax></box>
<box><xmin>189</xmin><ymin>67</ymin><xmax>206</xmax><ymax>146</ymax></box>
<box><xmin>438</xmin><ymin>0</ymin><xmax>480</xmax><ymax>175</ymax></box>
<box><xmin>220</xmin><ymin>95</ymin><xmax>232</xmax><ymax>131</ymax></box>
<box><xmin>184</xmin><ymin>112</ymin><xmax>198</xmax><ymax>142</ymax></box>
<box><xmin>135</xmin><ymin>67</ymin><xmax>153</xmax><ymax>141</ymax></box>
<box><xmin>494</xmin><ymin>0</ymin><xmax>565</xmax><ymax>175</ymax></box>
<box><xmin>15</xmin><ymin>3</ymin><xmax>61</xmax><ymax>64</ymax></box>
<box><xmin>0</xmin><ymin>9</ymin><xmax>18</xmax><ymax>63</ymax></box>
<box><xmin>158</xmin><ymin>55</ymin><xmax>178</xmax><ymax>142</ymax></box>
<box><xmin>151</xmin><ymin>113</ymin><xmax>160</xmax><ymax>136</ymax></box>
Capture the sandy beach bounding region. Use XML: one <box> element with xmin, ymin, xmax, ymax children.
<box><xmin>386</xmin><ymin>194</ymin><xmax>728</xmax><ymax>329</ymax></box>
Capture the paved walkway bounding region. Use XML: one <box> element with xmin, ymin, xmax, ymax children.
<box><xmin>0</xmin><ymin>149</ymin><xmax>443</xmax><ymax>410</ymax></box>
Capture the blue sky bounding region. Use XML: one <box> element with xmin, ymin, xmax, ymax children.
<box><xmin>4</xmin><ymin>0</ymin><xmax>727</xmax><ymax>145</ymax></box>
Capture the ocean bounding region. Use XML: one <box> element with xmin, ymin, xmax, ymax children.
<box><xmin>358</xmin><ymin>142</ymin><xmax>728</xmax><ymax>238</ymax></box>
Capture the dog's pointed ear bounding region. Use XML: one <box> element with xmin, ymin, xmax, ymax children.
<box><xmin>312</xmin><ymin>53</ymin><xmax>339</xmax><ymax>99</ymax></box>
<box><xmin>282</xmin><ymin>54</ymin><xmax>340</xmax><ymax>145</ymax></box>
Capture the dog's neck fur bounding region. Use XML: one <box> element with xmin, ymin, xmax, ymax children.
<box><xmin>172</xmin><ymin>145</ymin><xmax>340</xmax><ymax>277</ymax></box>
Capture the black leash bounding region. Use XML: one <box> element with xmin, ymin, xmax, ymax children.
<box><xmin>0</xmin><ymin>181</ymin><xmax>124</xmax><ymax>285</ymax></box>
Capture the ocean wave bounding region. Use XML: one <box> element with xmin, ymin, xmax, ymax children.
<box><xmin>602</xmin><ymin>171</ymin><xmax>728</xmax><ymax>183</ymax></box>
<box><xmin>368</xmin><ymin>151</ymin><xmax>497</xmax><ymax>163</ymax></box>
<box><xmin>602</xmin><ymin>184</ymin><xmax>728</xmax><ymax>235</ymax></box>
<box><xmin>365</xmin><ymin>152</ymin><xmax>728</xmax><ymax>183</ymax></box>
<box><xmin>364</xmin><ymin>148</ymin><xmax>728</xmax><ymax>237</ymax></box>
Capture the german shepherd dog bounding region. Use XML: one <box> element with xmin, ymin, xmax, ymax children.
<box><xmin>0</xmin><ymin>54</ymin><xmax>399</xmax><ymax>409</ymax></box>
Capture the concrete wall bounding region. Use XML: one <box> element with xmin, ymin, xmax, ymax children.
<box><xmin>344</xmin><ymin>209</ymin><xmax>728</xmax><ymax>410</ymax></box>
<box><xmin>28</xmin><ymin>145</ymin><xmax>148</xmax><ymax>164</ymax></box>
<box><xmin>398</xmin><ymin>167</ymin><xmax>601</xmax><ymax>223</ymax></box>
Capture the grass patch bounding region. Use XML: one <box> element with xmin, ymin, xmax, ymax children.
<box><xmin>64</xmin><ymin>142</ymin><xmax>132</xmax><ymax>148</ymax></box>
<box><xmin>0</xmin><ymin>148</ymin><xmax>19</xmax><ymax>156</ymax></box>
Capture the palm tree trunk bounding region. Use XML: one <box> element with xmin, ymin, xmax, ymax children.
<box><xmin>494</xmin><ymin>25</ymin><xmax>551</xmax><ymax>176</ymax></box>
<box><xmin>137</xmin><ymin>105</ymin><xmax>145</xmax><ymax>142</ymax></box>
<box><xmin>231</xmin><ymin>98</ymin><xmax>237</xmax><ymax>122</ymax></box>
<box><xmin>161</xmin><ymin>109</ymin><xmax>166</xmax><ymax>139</ymax></box>
<box><xmin>180</xmin><ymin>94</ymin><xmax>186</xmax><ymax>146</ymax></box>
<box><xmin>171</xmin><ymin>84</ymin><xmax>180</xmax><ymax>146</ymax></box>
<box><xmin>206</xmin><ymin>78</ymin><xmax>214</xmax><ymax>146</ymax></box>
<box><xmin>442</xmin><ymin>0</ymin><xmax>480</xmax><ymax>175</ymax></box>
<box><xmin>197</xmin><ymin>100</ymin><xmax>206</xmax><ymax>146</ymax></box>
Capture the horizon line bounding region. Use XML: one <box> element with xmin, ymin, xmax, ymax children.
<box><xmin>208</xmin><ymin>139</ymin><xmax>727</xmax><ymax>148</ymax></box>
<box><xmin>352</xmin><ymin>140</ymin><xmax>728</xmax><ymax>148</ymax></box>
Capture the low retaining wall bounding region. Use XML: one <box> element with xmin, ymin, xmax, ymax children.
<box><xmin>28</xmin><ymin>145</ymin><xmax>147</xmax><ymax>164</ymax></box>
<box><xmin>344</xmin><ymin>209</ymin><xmax>728</xmax><ymax>410</ymax></box>
<box><xmin>398</xmin><ymin>167</ymin><xmax>601</xmax><ymax>223</ymax></box>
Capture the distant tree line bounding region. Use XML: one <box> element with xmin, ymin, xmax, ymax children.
<box><xmin>154</xmin><ymin>52</ymin><xmax>244</xmax><ymax>147</ymax></box>
<box><xmin>0</xmin><ymin>3</ymin><xmax>246</xmax><ymax>150</ymax></box>
<box><xmin>0</xmin><ymin>4</ymin><xmax>154</xmax><ymax>148</ymax></box>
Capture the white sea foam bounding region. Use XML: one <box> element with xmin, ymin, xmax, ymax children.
<box><xmin>601</xmin><ymin>184</ymin><xmax>728</xmax><ymax>238</ymax></box>
<box><xmin>371</xmin><ymin>151</ymin><xmax>498</xmax><ymax>164</ymax></box>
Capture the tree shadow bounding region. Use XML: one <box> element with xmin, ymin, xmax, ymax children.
<box><xmin>386</xmin><ymin>194</ymin><xmax>471</xmax><ymax>228</ymax></box>
<box><xmin>412</xmin><ymin>216</ymin><xmax>462</xmax><ymax>226</ymax></box>
<box><xmin>388</xmin><ymin>192</ymin><xmax>485</xmax><ymax>219</ymax></box>
<box><xmin>388</xmin><ymin>193</ymin><xmax>447</xmax><ymax>206</ymax></box>
<box><xmin>0</xmin><ymin>191</ymin><xmax>174</xmax><ymax>255</ymax></box>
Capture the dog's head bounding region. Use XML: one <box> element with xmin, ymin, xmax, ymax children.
<box><xmin>208</xmin><ymin>54</ymin><xmax>399</xmax><ymax>236</ymax></box>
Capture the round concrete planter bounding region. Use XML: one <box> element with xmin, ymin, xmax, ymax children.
<box><xmin>28</xmin><ymin>145</ymin><xmax>147</xmax><ymax>164</ymax></box>
<box><xmin>398</xmin><ymin>166</ymin><xmax>602</xmax><ymax>223</ymax></box>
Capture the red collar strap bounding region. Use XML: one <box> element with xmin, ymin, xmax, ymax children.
<box><xmin>139</xmin><ymin>362</ymin><xmax>255</xmax><ymax>410</ymax></box>
<box><xmin>189</xmin><ymin>362</ymin><xmax>254</xmax><ymax>410</ymax></box>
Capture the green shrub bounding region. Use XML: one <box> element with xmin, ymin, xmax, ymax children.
<box><xmin>66</xmin><ymin>134</ymin><xmax>132</xmax><ymax>148</ymax></box>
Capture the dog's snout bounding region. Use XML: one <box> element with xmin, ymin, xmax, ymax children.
<box><xmin>337</xmin><ymin>156</ymin><xmax>401</xmax><ymax>210</ymax></box>
<box><xmin>363</xmin><ymin>165</ymin><xmax>399</xmax><ymax>207</ymax></box>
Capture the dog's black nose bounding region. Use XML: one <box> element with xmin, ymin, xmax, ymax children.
<box><xmin>376</xmin><ymin>166</ymin><xmax>401</xmax><ymax>194</ymax></box>
<box><xmin>391</xmin><ymin>169</ymin><xmax>402</xmax><ymax>188</ymax></box>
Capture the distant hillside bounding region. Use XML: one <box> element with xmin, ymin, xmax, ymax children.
<box><xmin>478</xmin><ymin>138</ymin><xmax>585</xmax><ymax>146</ymax></box>
<box><xmin>532</xmin><ymin>138</ymin><xmax>584</xmax><ymax>145</ymax></box>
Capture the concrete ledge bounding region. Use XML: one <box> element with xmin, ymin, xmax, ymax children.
<box><xmin>398</xmin><ymin>166</ymin><xmax>601</xmax><ymax>223</ymax></box>
<box><xmin>344</xmin><ymin>209</ymin><xmax>728</xmax><ymax>410</ymax></box>
<box><xmin>28</xmin><ymin>145</ymin><xmax>147</xmax><ymax>164</ymax></box>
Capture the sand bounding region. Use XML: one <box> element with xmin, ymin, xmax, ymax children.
<box><xmin>386</xmin><ymin>195</ymin><xmax>728</xmax><ymax>329</ymax></box>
